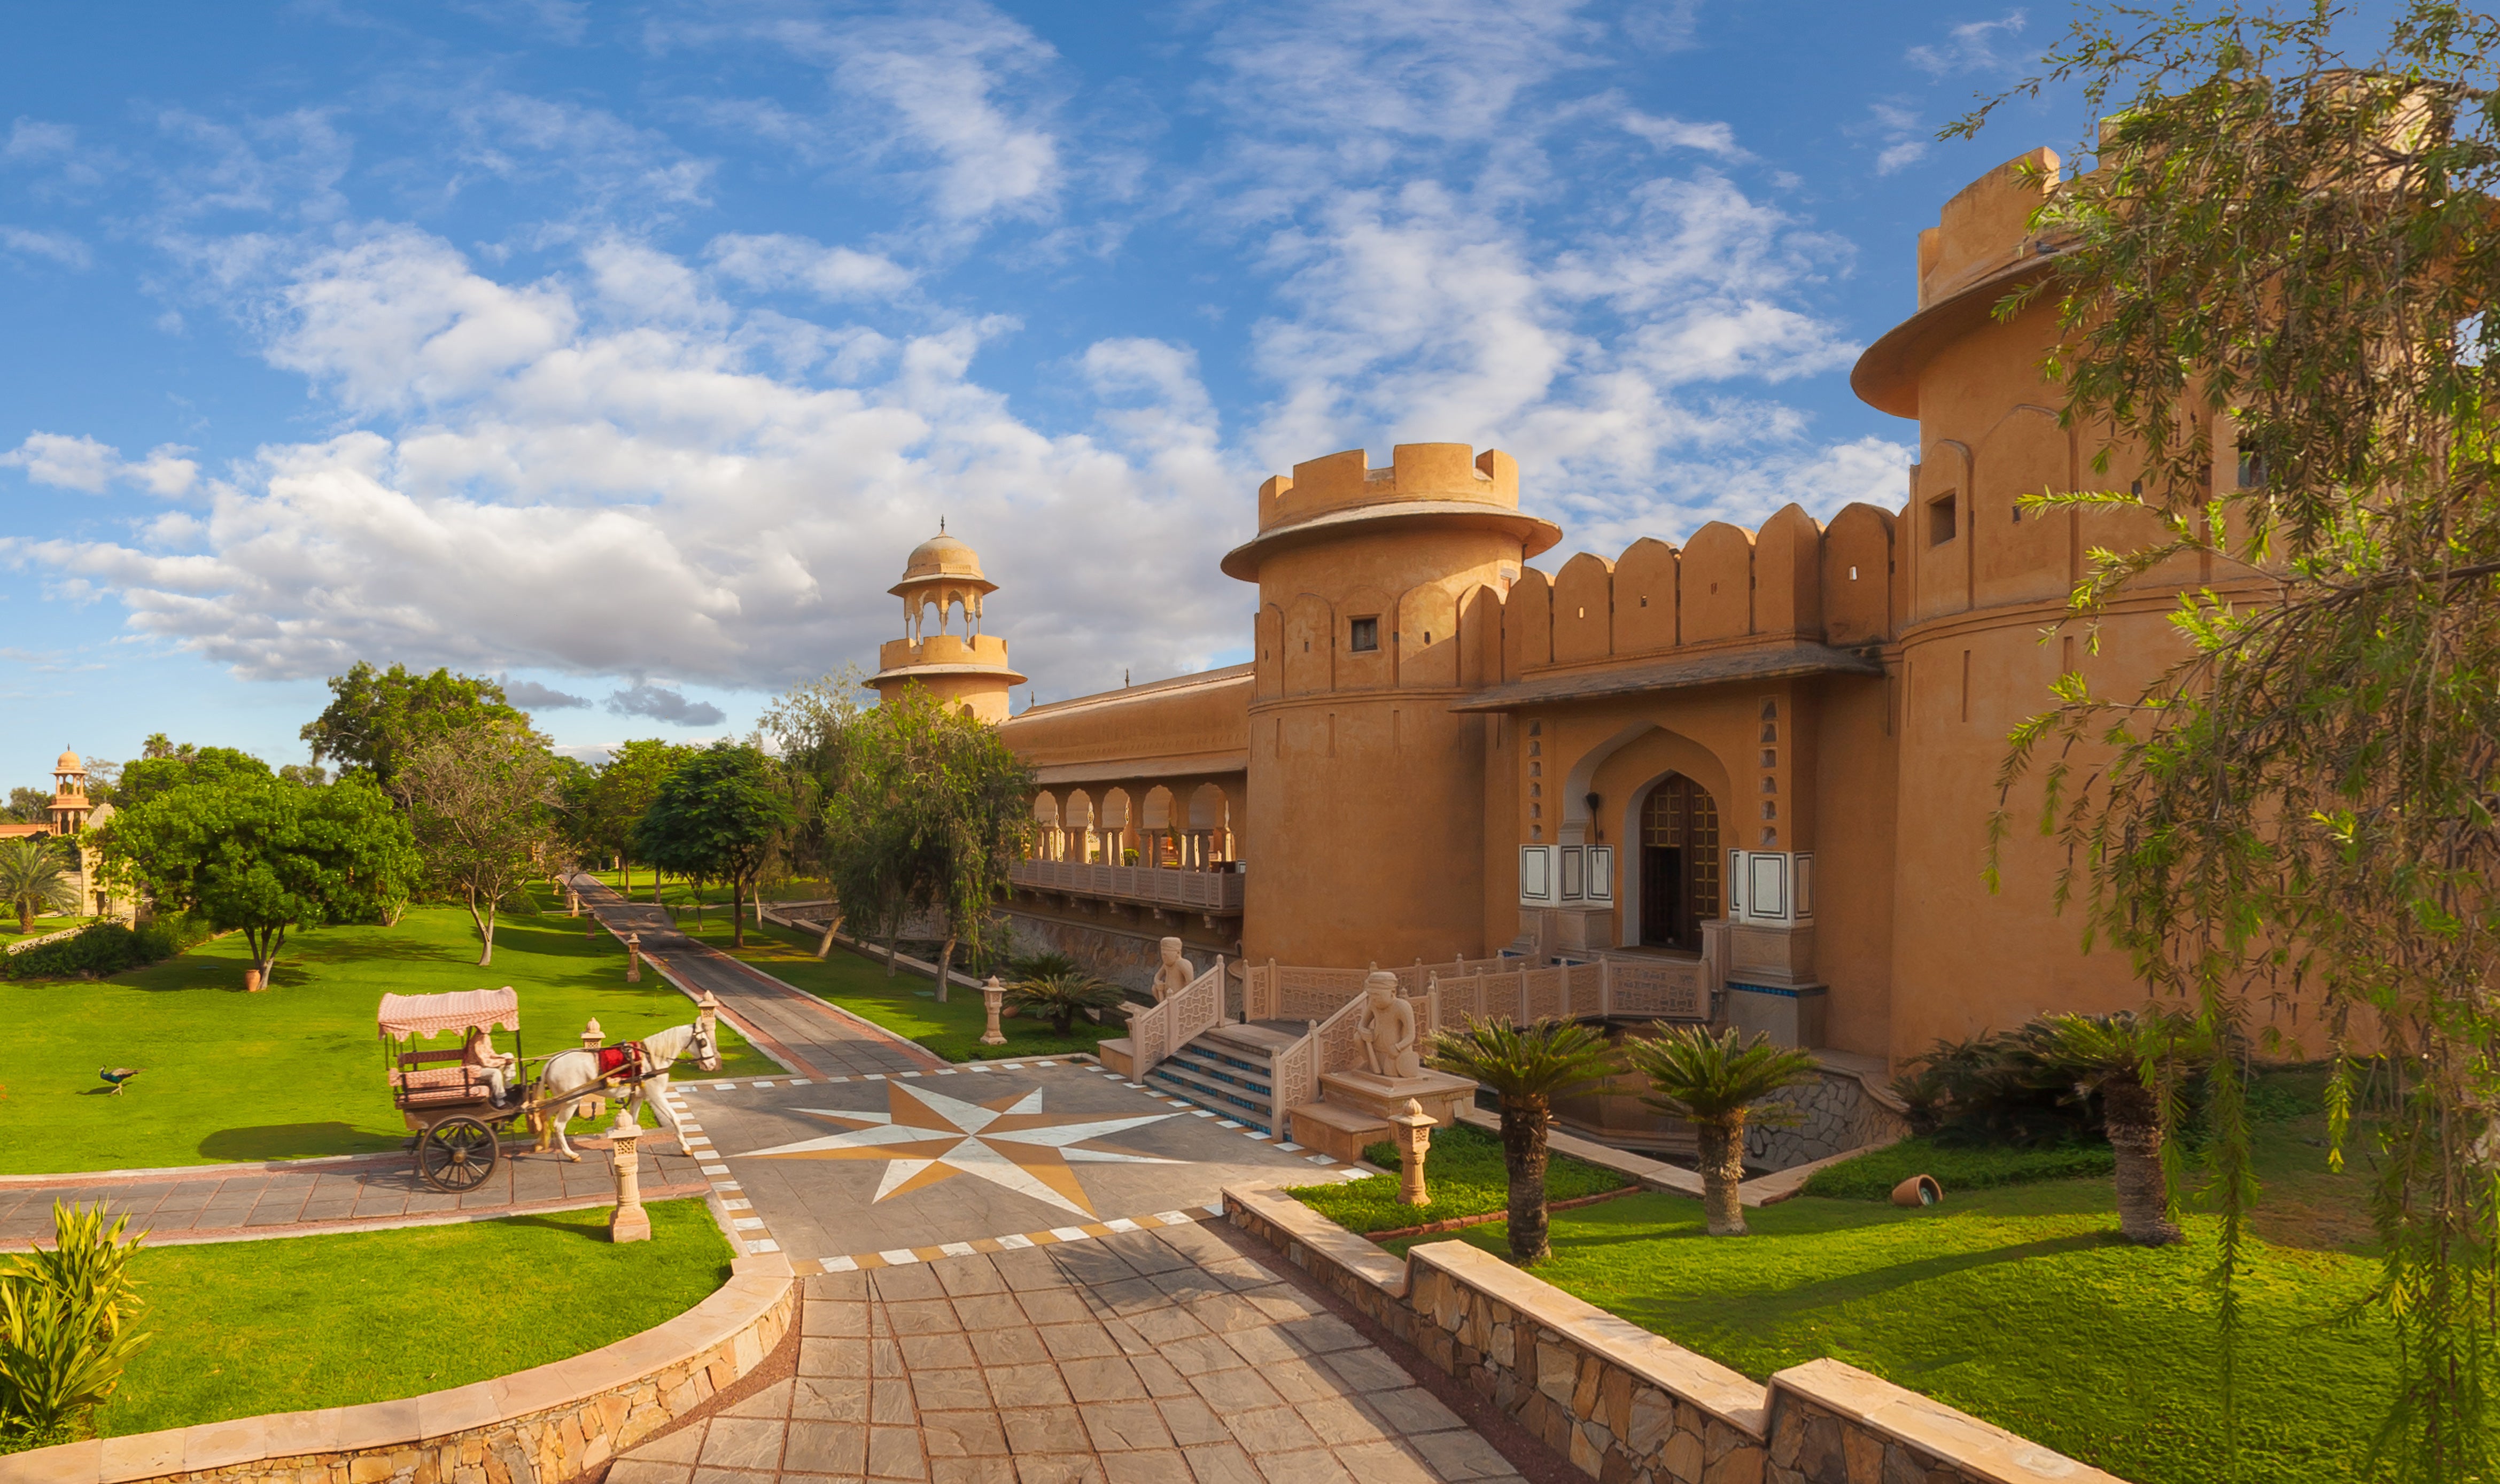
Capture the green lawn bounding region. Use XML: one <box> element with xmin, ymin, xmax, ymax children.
<box><xmin>0</xmin><ymin>914</ymin><xmax>101</xmax><ymax>949</ymax></box>
<box><xmin>0</xmin><ymin>891</ymin><xmax>773</xmax><ymax>1175</ymax></box>
<box><xmin>1384</xmin><ymin>1077</ymin><xmax>2400</xmax><ymax>1484</ymax></box>
<box><xmin>1287</xmin><ymin>1122</ymin><xmax>1631</xmax><ymax>1234</ymax></box>
<box><xmin>665</xmin><ymin>913</ymin><xmax>1120</xmax><ymax>1063</ymax></box>
<box><xmin>94</xmin><ymin>1198</ymin><xmax>729</xmax><ymax>1438</ymax></box>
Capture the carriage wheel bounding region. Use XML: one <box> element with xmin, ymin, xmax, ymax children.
<box><xmin>417</xmin><ymin>1117</ymin><xmax>499</xmax><ymax>1193</ymax></box>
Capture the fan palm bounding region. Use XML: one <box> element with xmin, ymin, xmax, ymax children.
<box><xmin>1625</xmin><ymin>1027</ymin><xmax>1821</xmax><ymax>1236</ymax></box>
<box><xmin>1005</xmin><ymin>970</ymin><xmax>1125</xmax><ymax>1037</ymax></box>
<box><xmin>2036</xmin><ymin>1009</ymin><xmax>2210</xmax><ymax>1246</ymax></box>
<box><xmin>1426</xmin><ymin>1017</ymin><xmax>1620</xmax><ymax>1264</ymax></box>
<box><xmin>0</xmin><ymin>838</ymin><xmax>79</xmax><ymax>935</ymax></box>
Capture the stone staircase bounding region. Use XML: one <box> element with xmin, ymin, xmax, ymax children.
<box><xmin>1139</xmin><ymin>1021</ymin><xmax>1303</xmax><ymax>1137</ymax></box>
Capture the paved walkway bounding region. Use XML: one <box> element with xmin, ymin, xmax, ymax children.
<box><xmin>569</xmin><ymin>876</ymin><xmax>937</xmax><ymax>1080</ymax></box>
<box><xmin>0</xmin><ymin>1141</ymin><xmax>708</xmax><ymax>1248</ymax></box>
<box><xmin>614</xmin><ymin>1223</ymin><xmax>1529</xmax><ymax>1484</ymax></box>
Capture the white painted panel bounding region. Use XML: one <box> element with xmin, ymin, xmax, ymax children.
<box><xmin>1519</xmin><ymin>845</ymin><xmax>1554</xmax><ymax>904</ymax></box>
<box><xmin>1585</xmin><ymin>846</ymin><xmax>1614</xmax><ymax>903</ymax></box>
<box><xmin>1558</xmin><ymin>845</ymin><xmax>1585</xmax><ymax>902</ymax></box>
<box><xmin>1747</xmin><ymin>852</ymin><xmax>1789</xmax><ymax>921</ymax></box>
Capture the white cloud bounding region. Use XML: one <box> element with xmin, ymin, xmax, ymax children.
<box><xmin>1858</xmin><ymin>103</ymin><xmax>1932</xmax><ymax>175</ymax></box>
<box><xmin>4</xmin><ymin>119</ymin><xmax>77</xmax><ymax>163</ymax></box>
<box><xmin>1906</xmin><ymin>11</ymin><xmax>2028</xmax><ymax>77</ymax></box>
<box><xmin>606</xmin><ymin>684</ymin><xmax>724</xmax><ymax>726</ymax></box>
<box><xmin>0</xmin><ymin>226</ymin><xmax>90</xmax><ymax>268</ymax></box>
<box><xmin>1</xmin><ymin>433</ymin><xmax>196</xmax><ymax>496</ymax></box>
<box><xmin>705</xmin><ymin>234</ymin><xmax>915</xmax><ymax>301</ymax></box>
<box><xmin>1619</xmin><ymin>111</ymin><xmax>1745</xmax><ymax>160</ymax></box>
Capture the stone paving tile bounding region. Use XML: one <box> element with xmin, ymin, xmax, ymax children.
<box><xmin>619</xmin><ymin>1229</ymin><xmax>1534</xmax><ymax>1484</ymax></box>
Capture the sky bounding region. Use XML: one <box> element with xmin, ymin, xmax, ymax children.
<box><xmin>0</xmin><ymin>0</ymin><xmax>2090</xmax><ymax>776</ymax></box>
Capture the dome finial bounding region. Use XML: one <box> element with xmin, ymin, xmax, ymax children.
<box><xmin>940</xmin><ymin>515</ymin><xmax>946</xmax><ymax>534</ymax></box>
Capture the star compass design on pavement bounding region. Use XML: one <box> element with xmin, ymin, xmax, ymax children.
<box><xmin>731</xmin><ymin>1079</ymin><xmax>1183</xmax><ymax>1218</ymax></box>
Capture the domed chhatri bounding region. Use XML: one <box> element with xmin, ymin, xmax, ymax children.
<box><xmin>868</xmin><ymin>522</ymin><xmax>1027</xmax><ymax>724</ymax></box>
<box><xmin>55</xmin><ymin>747</ymin><xmax>84</xmax><ymax>775</ymax></box>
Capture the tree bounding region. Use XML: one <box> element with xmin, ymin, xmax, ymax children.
<box><xmin>0</xmin><ymin>839</ymin><xmax>79</xmax><ymax>933</ymax></box>
<box><xmin>1961</xmin><ymin>6</ymin><xmax>2500</xmax><ymax>1471</ymax></box>
<box><xmin>2</xmin><ymin>789</ymin><xmax>50</xmax><ymax>825</ymax></box>
<box><xmin>825</xmin><ymin>686</ymin><xmax>1032</xmax><ymax>999</ymax></box>
<box><xmin>635</xmin><ymin>743</ymin><xmax>791</xmax><ymax>949</ymax></box>
<box><xmin>2035</xmin><ymin>1011</ymin><xmax>2211</xmax><ymax>1248</ymax></box>
<box><xmin>1624</xmin><ymin>1028</ymin><xmax>1820</xmax><ymax>1237</ymax></box>
<box><xmin>391</xmin><ymin>720</ymin><xmax>563</xmax><ymax>966</ymax></box>
<box><xmin>95</xmin><ymin>772</ymin><xmax>416</xmax><ymax>981</ymax></box>
<box><xmin>299</xmin><ymin>663</ymin><xmax>529</xmax><ymax>794</ymax></box>
<box><xmin>1006</xmin><ymin>968</ymin><xmax>1124</xmax><ymax>1036</ymax></box>
<box><xmin>115</xmin><ymin>745</ymin><xmax>271</xmax><ymax>812</ymax></box>
<box><xmin>757</xmin><ymin>671</ymin><xmax>867</xmax><ymax>956</ymax></box>
<box><xmin>1426</xmin><ymin>1017</ymin><xmax>1619</xmax><ymax>1264</ymax></box>
<box><xmin>591</xmin><ymin>740</ymin><xmax>692</xmax><ymax>903</ymax></box>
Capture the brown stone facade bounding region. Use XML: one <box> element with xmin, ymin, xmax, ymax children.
<box><xmin>1223</xmin><ymin>1186</ymin><xmax>2123</xmax><ymax>1484</ymax></box>
<box><xmin>10</xmin><ymin>1257</ymin><xmax>795</xmax><ymax>1484</ymax></box>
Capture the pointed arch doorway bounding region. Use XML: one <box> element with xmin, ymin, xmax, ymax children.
<box><xmin>1639</xmin><ymin>774</ymin><xmax>1721</xmax><ymax>952</ymax></box>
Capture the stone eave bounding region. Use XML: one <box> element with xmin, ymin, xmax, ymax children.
<box><xmin>1446</xmin><ymin>641</ymin><xmax>1885</xmax><ymax>712</ymax></box>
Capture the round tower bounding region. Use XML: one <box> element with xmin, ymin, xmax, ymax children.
<box><xmin>868</xmin><ymin>524</ymin><xmax>1028</xmax><ymax>723</ymax></box>
<box><xmin>48</xmin><ymin>747</ymin><xmax>91</xmax><ymax>835</ymax></box>
<box><xmin>1224</xmin><ymin>444</ymin><xmax>1562</xmax><ymax>967</ymax></box>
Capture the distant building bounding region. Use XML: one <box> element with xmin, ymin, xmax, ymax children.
<box><xmin>0</xmin><ymin>747</ymin><xmax>120</xmax><ymax>918</ymax></box>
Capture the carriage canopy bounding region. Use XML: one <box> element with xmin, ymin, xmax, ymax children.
<box><xmin>377</xmin><ymin>987</ymin><xmax>519</xmax><ymax>1042</ymax></box>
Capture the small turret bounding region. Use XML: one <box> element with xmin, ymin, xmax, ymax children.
<box><xmin>867</xmin><ymin>523</ymin><xmax>1028</xmax><ymax>723</ymax></box>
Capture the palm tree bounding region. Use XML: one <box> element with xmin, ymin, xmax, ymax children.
<box><xmin>2037</xmin><ymin>1009</ymin><xmax>2209</xmax><ymax>1247</ymax></box>
<box><xmin>1005</xmin><ymin>970</ymin><xmax>1125</xmax><ymax>1037</ymax></box>
<box><xmin>1625</xmin><ymin>1027</ymin><xmax>1821</xmax><ymax>1236</ymax></box>
<box><xmin>0</xmin><ymin>838</ymin><xmax>80</xmax><ymax>935</ymax></box>
<box><xmin>1427</xmin><ymin>1017</ymin><xmax>1620</xmax><ymax>1264</ymax></box>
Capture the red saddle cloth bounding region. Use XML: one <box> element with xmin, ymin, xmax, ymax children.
<box><xmin>594</xmin><ymin>1043</ymin><xmax>646</xmax><ymax>1080</ymax></box>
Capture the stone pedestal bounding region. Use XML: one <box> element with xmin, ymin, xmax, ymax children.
<box><xmin>608</xmin><ymin>1109</ymin><xmax>648</xmax><ymax>1244</ymax></box>
<box><xmin>1389</xmin><ymin>1099</ymin><xmax>1436</xmax><ymax>1207</ymax></box>
<box><xmin>579</xmin><ymin>1018</ymin><xmax>607</xmax><ymax>1122</ymax></box>
<box><xmin>626</xmin><ymin>933</ymin><xmax>642</xmax><ymax>984</ymax></box>
<box><xmin>979</xmin><ymin>976</ymin><xmax>1008</xmax><ymax>1047</ymax></box>
<box><xmin>1319</xmin><ymin>1069</ymin><xmax>1476</xmax><ymax>1129</ymax></box>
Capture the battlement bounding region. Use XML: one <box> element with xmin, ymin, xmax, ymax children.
<box><xmin>1916</xmin><ymin>146</ymin><xmax>2063</xmax><ymax>310</ymax></box>
<box><xmin>1257</xmin><ymin>444</ymin><xmax>1520</xmax><ymax>532</ymax></box>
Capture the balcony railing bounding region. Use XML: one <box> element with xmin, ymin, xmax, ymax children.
<box><xmin>1007</xmin><ymin>859</ymin><xmax>1246</xmax><ymax>914</ymax></box>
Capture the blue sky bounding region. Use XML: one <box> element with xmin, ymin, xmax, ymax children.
<box><xmin>0</xmin><ymin>0</ymin><xmax>2082</xmax><ymax>778</ymax></box>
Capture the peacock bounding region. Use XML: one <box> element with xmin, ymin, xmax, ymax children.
<box><xmin>98</xmin><ymin>1067</ymin><xmax>139</xmax><ymax>1095</ymax></box>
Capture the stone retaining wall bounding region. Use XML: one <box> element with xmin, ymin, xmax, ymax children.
<box><xmin>7</xmin><ymin>1255</ymin><xmax>795</xmax><ymax>1484</ymax></box>
<box><xmin>1225</xmin><ymin>1185</ymin><xmax>2125</xmax><ymax>1484</ymax></box>
<box><xmin>1746</xmin><ymin>1067</ymin><xmax>1912</xmax><ymax>1171</ymax></box>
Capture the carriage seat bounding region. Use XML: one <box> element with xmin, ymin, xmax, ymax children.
<box><xmin>393</xmin><ymin>1048</ymin><xmax>497</xmax><ymax>1108</ymax></box>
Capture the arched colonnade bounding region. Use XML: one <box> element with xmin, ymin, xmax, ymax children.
<box><xmin>1028</xmin><ymin>779</ymin><xmax>1244</xmax><ymax>869</ymax></box>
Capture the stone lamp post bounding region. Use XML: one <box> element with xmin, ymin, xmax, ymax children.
<box><xmin>567</xmin><ymin>889</ymin><xmax>580</xmax><ymax>917</ymax></box>
<box><xmin>1390</xmin><ymin>1098</ymin><xmax>1437</xmax><ymax>1207</ymax></box>
<box><xmin>979</xmin><ymin>976</ymin><xmax>1010</xmax><ymax>1047</ymax></box>
<box><xmin>625</xmin><ymin>932</ymin><xmax>642</xmax><ymax>984</ymax></box>
<box><xmin>580</xmin><ymin>1018</ymin><xmax>607</xmax><ymax>1122</ymax></box>
<box><xmin>608</xmin><ymin>1104</ymin><xmax>649</xmax><ymax>1243</ymax></box>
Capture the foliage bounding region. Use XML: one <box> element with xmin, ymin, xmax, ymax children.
<box><xmin>390</xmin><ymin>720</ymin><xmax>564</xmax><ymax>966</ymax></box>
<box><xmin>115</xmin><ymin>743</ymin><xmax>271</xmax><ymax>812</ymax></box>
<box><xmin>1004</xmin><ymin>949</ymin><xmax>1081</xmax><ymax>982</ymax></box>
<box><xmin>822</xmin><ymin>685</ymin><xmax>1034</xmax><ymax>997</ymax></box>
<box><xmin>1800</xmin><ymin>1135</ymin><xmax>2118</xmax><ymax>1202</ymax></box>
<box><xmin>1003</xmin><ymin>969</ymin><xmax>1123</xmax><ymax>1037</ymax></box>
<box><xmin>585</xmin><ymin>739</ymin><xmax>693</xmax><ymax>901</ymax></box>
<box><xmin>1</xmin><ymin>789</ymin><xmax>50</xmax><ymax>826</ymax></box>
<box><xmin>2036</xmin><ymin>1010</ymin><xmax>2216</xmax><ymax>1246</ymax></box>
<box><xmin>1957</xmin><ymin>6</ymin><xmax>2500</xmax><ymax>1469</ymax></box>
<box><xmin>0</xmin><ymin>840</ymin><xmax>79</xmax><ymax>935</ymax></box>
<box><xmin>299</xmin><ymin>663</ymin><xmax>530</xmax><ymax>795</ymax></box>
<box><xmin>1427</xmin><ymin>1016</ymin><xmax>1620</xmax><ymax>1264</ymax></box>
<box><xmin>1291</xmin><ymin>1122</ymin><xmax>1628</xmax><ymax>1235</ymax></box>
<box><xmin>92</xmin><ymin>772</ymin><xmax>418</xmax><ymax>977</ymax></box>
<box><xmin>1</xmin><ymin>920</ymin><xmax>193</xmax><ymax>983</ymax></box>
<box><xmin>95</xmin><ymin>1200</ymin><xmax>725</xmax><ymax>1439</ymax></box>
<box><xmin>0</xmin><ymin>1202</ymin><xmax>149</xmax><ymax>1451</ymax></box>
<box><xmin>755</xmin><ymin>671</ymin><xmax>869</xmax><ymax>913</ymax></box>
<box><xmin>1625</xmin><ymin>1027</ymin><xmax>1821</xmax><ymax>1236</ymax></box>
<box><xmin>634</xmin><ymin>743</ymin><xmax>792</xmax><ymax>949</ymax></box>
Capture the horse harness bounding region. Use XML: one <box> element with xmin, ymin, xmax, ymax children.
<box><xmin>592</xmin><ymin>1040</ymin><xmax>658</xmax><ymax>1085</ymax></box>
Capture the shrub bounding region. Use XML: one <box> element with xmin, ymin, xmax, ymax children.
<box><xmin>1</xmin><ymin>918</ymin><xmax>198</xmax><ymax>982</ymax></box>
<box><xmin>1800</xmin><ymin>1135</ymin><xmax>2118</xmax><ymax>1201</ymax></box>
<box><xmin>0</xmin><ymin>1202</ymin><xmax>151</xmax><ymax>1452</ymax></box>
<box><xmin>1004</xmin><ymin>970</ymin><xmax>1125</xmax><ymax>1036</ymax></box>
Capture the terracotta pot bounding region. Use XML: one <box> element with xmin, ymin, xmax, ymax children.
<box><xmin>244</xmin><ymin>968</ymin><xmax>263</xmax><ymax>993</ymax></box>
<box><xmin>1891</xmin><ymin>1174</ymin><xmax>1942</xmax><ymax>1207</ymax></box>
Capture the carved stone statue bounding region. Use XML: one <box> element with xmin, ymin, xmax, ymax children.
<box><xmin>1150</xmin><ymin>936</ymin><xmax>1196</xmax><ymax>1003</ymax></box>
<box><xmin>1356</xmin><ymin>969</ymin><xmax>1423</xmax><ymax>1079</ymax></box>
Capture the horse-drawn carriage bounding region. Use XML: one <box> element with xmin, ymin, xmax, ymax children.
<box><xmin>378</xmin><ymin>987</ymin><xmax>723</xmax><ymax>1192</ymax></box>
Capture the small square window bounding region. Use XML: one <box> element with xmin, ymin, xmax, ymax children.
<box><xmin>1349</xmin><ymin>616</ymin><xmax>1380</xmax><ymax>652</ymax></box>
<box><xmin>1929</xmin><ymin>493</ymin><xmax>1958</xmax><ymax>546</ymax></box>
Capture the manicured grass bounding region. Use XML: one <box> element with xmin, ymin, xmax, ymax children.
<box><xmin>0</xmin><ymin>891</ymin><xmax>772</xmax><ymax>1174</ymax></box>
<box><xmin>95</xmin><ymin>1199</ymin><xmax>730</xmax><ymax>1437</ymax></box>
<box><xmin>667</xmin><ymin>913</ymin><xmax>1120</xmax><ymax>1063</ymax></box>
<box><xmin>1287</xmin><ymin>1122</ymin><xmax>1631</xmax><ymax>1234</ymax></box>
<box><xmin>1800</xmin><ymin>1135</ymin><xmax>2116</xmax><ymax>1201</ymax></box>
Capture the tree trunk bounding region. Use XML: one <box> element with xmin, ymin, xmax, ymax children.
<box><xmin>1501</xmin><ymin>1098</ymin><xmax>1553</xmax><ymax>1264</ymax></box>
<box><xmin>467</xmin><ymin>892</ymin><xmax>494</xmax><ymax>967</ymax></box>
<box><xmin>16</xmin><ymin>905</ymin><xmax>29</xmax><ymax>934</ymax></box>
<box><xmin>936</xmin><ymin>931</ymin><xmax>956</xmax><ymax>1005</ymax></box>
<box><xmin>885</xmin><ymin>929</ymin><xmax>902</xmax><ymax>978</ymax></box>
<box><xmin>622</xmin><ymin>859</ymin><xmax>631</xmax><ymax>902</ymax></box>
<box><xmin>815</xmin><ymin>907</ymin><xmax>843</xmax><ymax>959</ymax></box>
<box><xmin>731</xmin><ymin>876</ymin><xmax>746</xmax><ymax>949</ymax></box>
<box><xmin>1696</xmin><ymin>1119</ymin><xmax>1748</xmax><ymax>1236</ymax></box>
<box><xmin>2108</xmin><ymin>1116</ymin><xmax>2183</xmax><ymax>1245</ymax></box>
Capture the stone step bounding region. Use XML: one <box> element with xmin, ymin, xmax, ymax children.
<box><xmin>1145</xmin><ymin>1061</ymin><xmax>1276</xmax><ymax>1131</ymax></box>
<box><xmin>1286</xmin><ymin>1101</ymin><xmax>1392</xmax><ymax>1164</ymax></box>
<box><xmin>1162</xmin><ymin>1043</ymin><xmax>1275</xmax><ymax>1096</ymax></box>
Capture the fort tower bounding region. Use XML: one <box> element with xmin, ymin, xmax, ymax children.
<box><xmin>867</xmin><ymin>524</ymin><xmax>1027</xmax><ymax>724</ymax></box>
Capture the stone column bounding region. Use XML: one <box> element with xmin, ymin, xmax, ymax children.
<box><xmin>980</xmin><ymin>975</ymin><xmax>1009</xmax><ymax>1047</ymax></box>
<box><xmin>625</xmin><ymin>932</ymin><xmax>642</xmax><ymax>984</ymax></box>
<box><xmin>1391</xmin><ymin>1098</ymin><xmax>1436</xmax><ymax>1207</ymax></box>
<box><xmin>580</xmin><ymin>1018</ymin><xmax>607</xmax><ymax>1123</ymax></box>
<box><xmin>608</xmin><ymin>1106</ymin><xmax>649</xmax><ymax>1243</ymax></box>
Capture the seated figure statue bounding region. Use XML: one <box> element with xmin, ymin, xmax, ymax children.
<box><xmin>1149</xmin><ymin>936</ymin><xmax>1195</xmax><ymax>1004</ymax></box>
<box><xmin>1356</xmin><ymin>970</ymin><xmax>1423</xmax><ymax>1080</ymax></box>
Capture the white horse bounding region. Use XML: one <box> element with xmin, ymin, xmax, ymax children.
<box><xmin>527</xmin><ymin>1019</ymin><xmax>721</xmax><ymax>1161</ymax></box>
